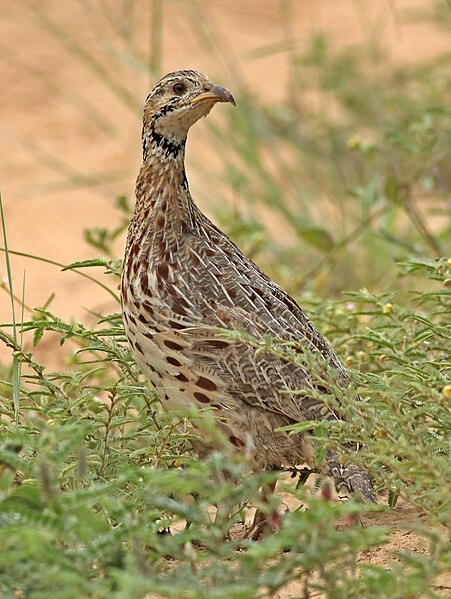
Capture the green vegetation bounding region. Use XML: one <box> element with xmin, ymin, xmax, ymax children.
<box><xmin>0</xmin><ymin>2</ymin><xmax>450</xmax><ymax>597</ymax></box>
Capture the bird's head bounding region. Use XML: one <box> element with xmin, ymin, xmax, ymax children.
<box><xmin>142</xmin><ymin>70</ymin><xmax>235</xmax><ymax>158</ymax></box>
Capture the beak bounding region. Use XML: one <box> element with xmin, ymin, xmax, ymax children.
<box><xmin>190</xmin><ymin>84</ymin><xmax>236</xmax><ymax>106</ymax></box>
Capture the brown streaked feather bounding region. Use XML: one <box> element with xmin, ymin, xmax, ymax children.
<box><xmin>121</xmin><ymin>70</ymin><xmax>376</xmax><ymax>502</ymax></box>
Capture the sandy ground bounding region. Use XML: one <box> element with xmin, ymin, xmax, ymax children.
<box><xmin>144</xmin><ymin>485</ymin><xmax>450</xmax><ymax>599</ymax></box>
<box><xmin>1</xmin><ymin>1</ymin><xmax>449</xmax><ymax>595</ymax></box>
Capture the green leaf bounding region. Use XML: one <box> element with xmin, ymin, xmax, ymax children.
<box><xmin>296</xmin><ymin>227</ymin><xmax>334</xmax><ymax>252</ymax></box>
<box><xmin>62</xmin><ymin>257</ymin><xmax>110</xmax><ymax>270</ymax></box>
<box><xmin>0</xmin><ymin>483</ymin><xmax>43</xmax><ymax>512</ymax></box>
<box><xmin>68</xmin><ymin>506</ymin><xmax>110</xmax><ymax>542</ymax></box>
<box><xmin>276</xmin><ymin>420</ymin><xmax>321</xmax><ymax>434</ymax></box>
<box><xmin>384</xmin><ymin>175</ymin><xmax>400</xmax><ymax>203</ymax></box>
<box><xmin>388</xmin><ymin>488</ymin><xmax>399</xmax><ymax>508</ymax></box>
<box><xmin>32</xmin><ymin>326</ymin><xmax>45</xmax><ymax>347</ymax></box>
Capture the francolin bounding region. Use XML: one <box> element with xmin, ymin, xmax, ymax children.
<box><xmin>121</xmin><ymin>70</ymin><xmax>376</xmax><ymax>527</ymax></box>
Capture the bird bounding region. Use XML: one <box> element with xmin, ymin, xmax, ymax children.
<box><xmin>121</xmin><ymin>70</ymin><xmax>376</xmax><ymax>530</ymax></box>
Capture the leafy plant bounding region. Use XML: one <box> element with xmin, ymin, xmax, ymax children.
<box><xmin>1</xmin><ymin>2</ymin><xmax>450</xmax><ymax>597</ymax></box>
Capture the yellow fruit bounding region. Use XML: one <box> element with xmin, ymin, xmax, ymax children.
<box><xmin>383</xmin><ymin>302</ymin><xmax>393</xmax><ymax>314</ymax></box>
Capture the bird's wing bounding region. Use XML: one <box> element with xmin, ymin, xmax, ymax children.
<box><xmin>173</xmin><ymin>220</ymin><xmax>351</xmax><ymax>423</ymax></box>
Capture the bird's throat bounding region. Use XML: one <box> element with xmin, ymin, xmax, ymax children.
<box><xmin>143</xmin><ymin>125</ymin><xmax>186</xmax><ymax>162</ymax></box>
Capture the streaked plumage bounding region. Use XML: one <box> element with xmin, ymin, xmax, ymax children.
<box><xmin>121</xmin><ymin>70</ymin><xmax>375</xmax><ymax>504</ymax></box>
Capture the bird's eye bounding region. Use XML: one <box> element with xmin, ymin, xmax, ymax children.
<box><xmin>172</xmin><ymin>82</ymin><xmax>187</xmax><ymax>95</ymax></box>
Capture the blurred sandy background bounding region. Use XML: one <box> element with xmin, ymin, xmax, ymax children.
<box><xmin>1</xmin><ymin>0</ymin><xmax>448</xmax><ymax>327</ymax></box>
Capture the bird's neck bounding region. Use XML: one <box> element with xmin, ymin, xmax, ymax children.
<box><xmin>135</xmin><ymin>127</ymin><xmax>200</xmax><ymax>225</ymax></box>
<box><xmin>124</xmin><ymin>128</ymin><xmax>198</xmax><ymax>272</ymax></box>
